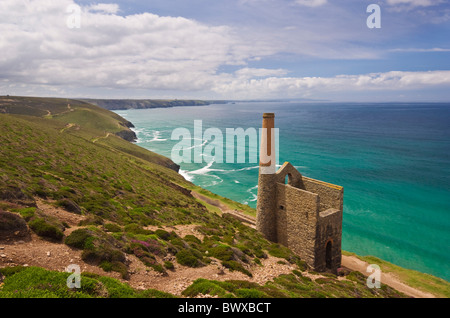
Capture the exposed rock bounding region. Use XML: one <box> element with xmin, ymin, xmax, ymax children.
<box><xmin>115</xmin><ymin>129</ymin><xmax>137</xmax><ymax>142</ymax></box>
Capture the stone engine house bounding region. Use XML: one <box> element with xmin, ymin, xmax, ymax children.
<box><xmin>256</xmin><ymin>113</ymin><xmax>344</xmax><ymax>272</ymax></box>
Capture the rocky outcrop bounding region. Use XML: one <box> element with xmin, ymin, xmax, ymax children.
<box><xmin>115</xmin><ymin>129</ymin><xmax>137</xmax><ymax>142</ymax></box>
<box><xmin>165</xmin><ymin>161</ymin><xmax>180</xmax><ymax>173</ymax></box>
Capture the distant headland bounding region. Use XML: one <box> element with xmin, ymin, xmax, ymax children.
<box><xmin>79</xmin><ymin>98</ymin><xmax>326</xmax><ymax>111</ymax></box>
<box><xmin>80</xmin><ymin>99</ymin><xmax>228</xmax><ymax>110</ymax></box>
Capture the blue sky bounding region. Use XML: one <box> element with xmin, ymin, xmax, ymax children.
<box><xmin>0</xmin><ymin>0</ymin><xmax>449</xmax><ymax>101</ymax></box>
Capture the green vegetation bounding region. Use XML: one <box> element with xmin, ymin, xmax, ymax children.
<box><xmin>28</xmin><ymin>217</ymin><xmax>64</xmax><ymax>241</ymax></box>
<box><xmin>0</xmin><ymin>266</ymin><xmax>176</xmax><ymax>298</ymax></box>
<box><xmin>182</xmin><ymin>271</ymin><xmax>406</xmax><ymax>298</ymax></box>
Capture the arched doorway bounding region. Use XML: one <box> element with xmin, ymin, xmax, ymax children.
<box><xmin>325</xmin><ymin>241</ymin><xmax>332</xmax><ymax>270</ymax></box>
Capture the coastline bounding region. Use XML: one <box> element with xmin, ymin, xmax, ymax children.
<box><xmin>117</xmin><ymin>102</ymin><xmax>450</xmax><ymax>283</ymax></box>
<box><xmin>0</xmin><ymin>96</ymin><xmax>448</xmax><ymax>298</ymax></box>
<box><xmin>123</xmin><ymin>115</ymin><xmax>449</xmax><ymax>297</ymax></box>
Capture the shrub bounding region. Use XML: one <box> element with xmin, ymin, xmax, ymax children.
<box><xmin>15</xmin><ymin>207</ymin><xmax>36</xmax><ymax>222</ymax></box>
<box><xmin>154</xmin><ymin>229</ymin><xmax>172</xmax><ymax>240</ymax></box>
<box><xmin>103</xmin><ymin>223</ymin><xmax>122</xmax><ymax>233</ymax></box>
<box><xmin>208</xmin><ymin>245</ymin><xmax>234</xmax><ymax>262</ymax></box>
<box><xmin>78</xmin><ymin>215</ymin><xmax>103</xmax><ymax>226</ymax></box>
<box><xmin>183</xmin><ymin>235</ymin><xmax>201</xmax><ymax>245</ymax></box>
<box><xmin>169</xmin><ymin>237</ymin><xmax>187</xmax><ymax>249</ymax></box>
<box><xmin>267</xmin><ymin>243</ymin><xmax>292</xmax><ymax>260</ymax></box>
<box><xmin>65</xmin><ymin>228</ymin><xmax>94</xmax><ymax>249</ymax></box>
<box><xmin>296</xmin><ymin>259</ymin><xmax>308</xmax><ymax>271</ymax></box>
<box><xmin>0</xmin><ymin>211</ymin><xmax>28</xmax><ymax>233</ymax></box>
<box><xmin>124</xmin><ymin>223</ymin><xmax>152</xmax><ymax>235</ymax></box>
<box><xmin>140</xmin><ymin>289</ymin><xmax>177</xmax><ymax>298</ymax></box>
<box><xmin>182</xmin><ymin>279</ymin><xmax>231</xmax><ymax>298</ymax></box>
<box><xmin>0</xmin><ymin>266</ymin><xmax>28</xmax><ymax>277</ymax></box>
<box><xmin>164</xmin><ymin>261</ymin><xmax>174</xmax><ymax>270</ymax></box>
<box><xmin>292</xmin><ymin>270</ymin><xmax>303</xmax><ymax>277</ymax></box>
<box><xmin>82</xmin><ymin>247</ymin><xmax>125</xmax><ymax>265</ymax></box>
<box><xmin>222</xmin><ymin>260</ymin><xmax>252</xmax><ymax>277</ymax></box>
<box><xmin>234</xmin><ymin>288</ymin><xmax>269</xmax><ymax>298</ymax></box>
<box><xmin>100</xmin><ymin>261</ymin><xmax>129</xmax><ymax>279</ymax></box>
<box><xmin>28</xmin><ymin>217</ymin><xmax>64</xmax><ymax>241</ymax></box>
<box><xmin>176</xmin><ymin>249</ymin><xmax>202</xmax><ymax>268</ymax></box>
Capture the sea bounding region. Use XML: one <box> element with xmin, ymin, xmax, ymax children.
<box><xmin>114</xmin><ymin>102</ymin><xmax>450</xmax><ymax>281</ymax></box>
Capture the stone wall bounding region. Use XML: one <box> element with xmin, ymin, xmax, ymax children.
<box><xmin>315</xmin><ymin>208</ymin><xmax>343</xmax><ymax>272</ymax></box>
<box><xmin>256</xmin><ymin>161</ymin><xmax>344</xmax><ymax>272</ymax></box>
<box><xmin>276</xmin><ymin>183</ymin><xmax>318</xmax><ymax>268</ymax></box>
<box><xmin>302</xmin><ymin>177</ymin><xmax>343</xmax><ymax>211</ymax></box>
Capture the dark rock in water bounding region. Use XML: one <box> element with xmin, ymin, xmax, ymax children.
<box><xmin>124</xmin><ymin>121</ymin><xmax>135</xmax><ymax>128</ymax></box>
<box><xmin>115</xmin><ymin>129</ymin><xmax>137</xmax><ymax>142</ymax></box>
<box><xmin>119</xmin><ymin>121</ymin><xmax>135</xmax><ymax>128</ymax></box>
<box><xmin>168</xmin><ymin>162</ymin><xmax>180</xmax><ymax>173</ymax></box>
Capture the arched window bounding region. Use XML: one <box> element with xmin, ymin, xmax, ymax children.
<box><xmin>284</xmin><ymin>173</ymin><xmax>292</xmax><ymax>185</ymax></box>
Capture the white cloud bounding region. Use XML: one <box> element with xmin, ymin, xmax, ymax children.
<box><xmin>385</xmin><ymin>0</ymin><xmax>445</xmax><ymax>12</ymax></box>
<box><xmin>386</xmin><ymin>0</ymin><xmax>443</xmax><ymax>7</ymax></box>
<box><xmin>0</xmin><ymin>0</ymin><xmax>274</xmax><ymax>93</ymax></box>
<box><xmin>294</xmin><ymin>0</ymin><xmax>328</xmax><ymax>7</ymax></box>
<box><xmin>389</xmin><ymin>47</ymin><xmax>450</xmax><ymax>52</ymax></box>
<box><xmin>0</xmin><ymin>0</ymin><xmax>448</xmax><ymax>101</ymax></box>
<box><xmin>211</xmin><ymin>70</ymin><xmax>450</xmax><ymax>99</ymax></box>
<box><xmin>87</xmin><ymin>3</ymin><xmax>120</xmax><ymax>14</ymax></box>
<box><xmin>234</xmin><ymin>68</ymin><xmax>288</xmax><ymax>78</ymax></box>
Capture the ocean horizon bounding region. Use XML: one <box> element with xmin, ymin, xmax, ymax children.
<box><xmin>114</xmin><ymin>101</ymin><xmax>450</xmax><ymax>282</ymax></box>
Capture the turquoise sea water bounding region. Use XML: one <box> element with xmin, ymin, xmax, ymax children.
<box><xmin>114</xmin><ymin>102</ymin><xmax>450</xmax><ymax>281</ymax></box>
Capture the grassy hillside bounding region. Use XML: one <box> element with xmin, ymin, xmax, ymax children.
<box><xmin>0</xmin><ymin>96</ymin><xmax>443</xmax><ymax>299</ymax></box>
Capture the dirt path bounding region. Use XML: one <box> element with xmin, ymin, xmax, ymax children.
<box><xmin>92</xmin><ymin>132</ymin><xmax>112</xmax><ymax>143</ymax></box>
<box><xmin>341</xmin><ymin>255</ymin><xmax>436</xmax><ymax>298</ymax></box>
<box><xmin>191</xmin><ymin>192</ymin><xmax>256</xmax><ymax>228</ymax></box>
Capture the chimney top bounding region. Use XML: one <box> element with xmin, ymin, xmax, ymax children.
<box><xmin>263</xmin><ymin>113</ymin><xmax>275</xmax><ymax>118</ymax></box>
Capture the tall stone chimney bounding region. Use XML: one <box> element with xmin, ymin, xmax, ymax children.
<box><xmin>256</xmin><ymin>113</ymin><xmax>277</xmax><ymax>242</ymax></box>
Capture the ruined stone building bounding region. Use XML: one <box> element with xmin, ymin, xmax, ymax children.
<box><xmin>256</xmin><ymin>113</ymin><xmax>344</xmax><ymax>272</ymax></box>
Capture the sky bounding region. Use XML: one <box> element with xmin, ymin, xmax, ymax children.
<box><xmin>0</xmin><ymin>0</ymin><xmax>449</xmax><ymax>101</ymax></box>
